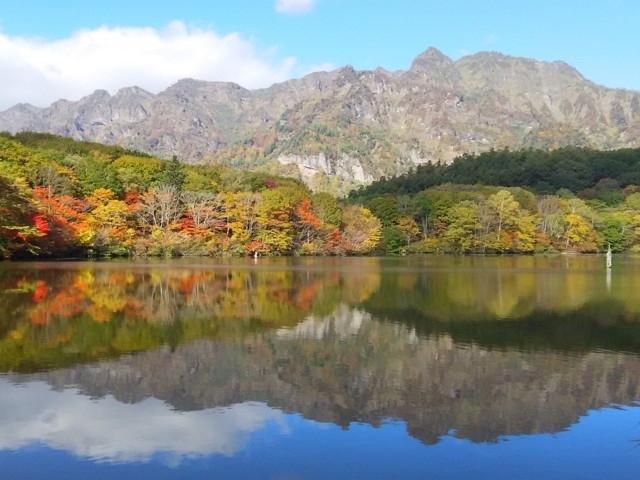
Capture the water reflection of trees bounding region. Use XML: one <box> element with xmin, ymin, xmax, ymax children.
<box><xmin>370</xmin><ymin>256</ymin><xmax>640</xmax><ymax>321</ymax></box>
<box><xmin>3</xmin><ymin>256</ymin><xmax>640</xmax><ymax>444</ymax></box>
<box><xmin>0</xmin><ymin>260</ymin><xmax>380</xmax><ymax>371</ymax></box>
<box><xmin>3</xmin><ymin>257</ymin><xmax>640</xmax><ymax>372</ymax></box>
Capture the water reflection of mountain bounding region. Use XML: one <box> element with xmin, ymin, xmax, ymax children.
<box><xmin>18</xmin><ymin>306</ymin><xmax>640</xmax><ymax>446</ymax></box>
<box><xmin>3</xmin><ymin>257</ymin><xmax>640</xmax><ymax>446</ymax></box>
<box><xmin>4</xmin><ymin>256</ymin><xmax>640</xmax><ymax>374</ymax></box>
<box><xmin>369</xmin><ymin>299</ymin><xmax>640</xmax><ymax>354</ymax></box>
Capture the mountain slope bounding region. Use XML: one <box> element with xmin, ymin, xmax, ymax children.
<box><xmin>1</xmin><ymin>47</ymin><xmax>639</xmax><ymax>193</ymax></box>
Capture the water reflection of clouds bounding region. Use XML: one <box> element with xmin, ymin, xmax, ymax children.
<box><xmin>0</xmin><ymin>378</ymin><xmax>286</xmax><ymax>464</ymax></box>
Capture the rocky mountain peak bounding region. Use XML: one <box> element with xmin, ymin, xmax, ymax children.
<box><xmin>408</xmin><ymin>47</ymin><xmax>458</xmax><ymax>84</ymax></box>
<box><xmin>332</xmin><ymin>65</ymin><xmax>359</xmax><ymax>88</ymax></box>
<box><xmin>409</xmin><ymin>47</ymin><xmax>451</xmax><ymax>70</ymax></box>
<box><xmin>0</xmin><ymin>48</ymin><xmax>639</xmax><ymax>194</ymax></box>
<box><xmin>114</xmin><ymin>85</ymin><xmax>154</xmax><ymax>99</ymax></box>
<box><xmin>81</xmin><ymin>89</ymin><xmax>111</xmax><ymax>102</ymax></box>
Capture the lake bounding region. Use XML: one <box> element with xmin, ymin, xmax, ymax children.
<box><xmin>1</xmin><ymin>255</ymin><xmax>639</xmax><ymax>479</ymax></box>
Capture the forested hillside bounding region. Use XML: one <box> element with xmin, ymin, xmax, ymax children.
<box><xmin>3</xmin><ymin>133</ymin><xmax>640</xmax><ymax>258</ymax></box>
<box><xmin>351</xmin><ymin>147</ymin><xmax>640</xmax><ymax>196</ymax></box>
<box><xmin>348</xmin><ymin>147</ymin><xmax>640</xmax><ymax>254</ymax></box>
<box><xmin>0</xmin><ymin>132</ymin><xmax>381</xmax><ymax>259</ymax></box>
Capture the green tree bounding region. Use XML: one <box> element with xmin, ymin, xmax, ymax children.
<box><xmin>112</xmin><ymin>155</ymin><xmax>165</xmax><ymax>191</ymax></box>
<box><xmin>162</xmin><ymin>155</ymin><xmax>186</xmax><ymax>192</ymax></box>
<box><xmin>0</xmin><ymin>136</ymin><xmax>48</xmax><ymax>179</ymax></box>
<box><xmin>311</xmin><ymin>192</ymin><xmax>343</xmax><ymax>227</ymax></box>
<box><xmin>366</xmin><ymin>196</ymin><xmax>400</xmax><ymax>227</ymax></box>
<box><xmin>0</xmin><ymin>176</ymin><xmax>40</xmax><ymax>258</ymax></box>
<box><xmin>382</xmin><ymin>226</ymin><xmax>407</xmax><ymax>254</ymax></box>
<box><xmin>598</xmin><ymin>210</ymin><xmax>636</xmax><ymax>252</ymax></box>
<box><xmin>67</xmin><ymin>155</ymin><xmax>123</xmax><ymax>196</ymax></box>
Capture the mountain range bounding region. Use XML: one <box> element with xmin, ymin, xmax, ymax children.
<box><xmin>1</xmin><ymin>47</ymin><xmax>639</xmax><ymax>193</ymax></box>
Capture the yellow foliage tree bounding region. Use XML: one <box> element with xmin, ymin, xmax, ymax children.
<box><xmin>340</xmin><ymin>205</ymin><xmax>382</xmax><ymax>255</ymax></box>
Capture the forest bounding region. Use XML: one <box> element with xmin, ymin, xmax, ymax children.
<box><xmin>2</xmin><ymin>133</ymin><xmax>640</xmax><ymax>258</ymax></box>
<box><xmin>349</xmin><ymin>147</ymin><xmax>640</xmax><ymax>254</ymax></box>
<box><xmin>350</xmin><ymin>147</ymin><xmax>640</xmax><ymax>197</ymax></box>
<box><xmin>0</xmin><ymin>132</ymin><xmax>381</xmax><ymax>259</ymax></box>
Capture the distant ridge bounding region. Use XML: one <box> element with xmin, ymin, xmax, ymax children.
<box><xmin>1</xmin><ymin>47</ymin><xmax>639</xmax><ymax>192</ymax></box>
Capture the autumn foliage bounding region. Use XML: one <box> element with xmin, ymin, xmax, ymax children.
<box><xmin>0</xmin><ymin>133</ymin><xmax>381</xmax><ymax>258</ymax></box>
<box><xmin>5</xmin><ymin>132</ymin><xmax>637</xmax><ymax>258</ymax></box>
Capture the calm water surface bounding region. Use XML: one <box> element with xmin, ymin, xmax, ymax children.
<box><xmin>1</xmin><ymin>255</ymin><xmax>639</xmax><ymax>479</ymax></box>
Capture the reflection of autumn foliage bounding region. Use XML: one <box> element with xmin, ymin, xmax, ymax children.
<box><xmin>75</xmin><ymin>272</ymin><xmax>131</xmax><ymax>322</ymax></box>
<box><xmin>175</xmin><ymin>271</ymin><xmax>215</xmax><ymax>297</ymax></box>
<box><xmin>11</xmin><ymin>264</ymin><xmax>360</xmax><ymax>331</ymax></box>
<box><xmin>5</xmin><ymin>257</ymin><xmax>640</xmax><ymax>374</ymax></box>
<box><xmin>32</xmin><ymin>281</ymin><xmax>48</xmax><ymax>302</ymax></box>
<box><xmin>29</xmin><ymin>284</ymin><xmax>85</xmax><ymax>326</ymax></box>
<box><xmin>0</xmin><ymin>262</ymin><xmax>371</xmax><ymax>372</ymax></box>
<box><xmin>294</xmin><ymin>280</ymin><xmax>323</xmax><ymax>310</ymax></box>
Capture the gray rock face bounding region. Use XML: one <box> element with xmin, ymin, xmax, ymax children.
<box><xmin>278</xmin><ymin>153</ymin><xmax>373</xmax><ymax>184</ymax></box>
<box><xmin>1</xmin><ymin>47</ymin><xmax>639</xmax><ymax>187</ymax></box>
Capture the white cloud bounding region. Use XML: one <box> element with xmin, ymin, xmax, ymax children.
<box><xmin>0</xmin><ymin>21</ymin><xmax>297</xmax><ymax>111</ymax></box>
<box><xmin>275</xmin><ymin>0</ymin><xmax>316</xmax><ymax>14</ymax></box>
<box><xmin>0</xmin><ymin>379</ymin><xmax>287</xmax><ymax>464</ymax></box>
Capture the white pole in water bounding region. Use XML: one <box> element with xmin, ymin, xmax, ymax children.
<box><xmin>606</xmin><ymin>244</ymin><xmax>612</xmax><ymax>269</ymax></box>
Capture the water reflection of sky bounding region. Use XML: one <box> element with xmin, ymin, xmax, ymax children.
<box><xmin>1</xmin><ymin>377</ymin><xmax>639</xmax><ymax>480</ymax></box>
<box><xmin>0</xmin><ymin>378</ymin><xmax>286</xmax><ymax>463</ymax></box>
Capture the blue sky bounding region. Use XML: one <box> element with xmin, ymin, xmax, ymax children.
<box><xmin>0</xmin><ymin>0</ymin><xmax>638</xmax><ymax>110</ymax></box>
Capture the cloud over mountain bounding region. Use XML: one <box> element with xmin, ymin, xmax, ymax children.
<box><xmin>0</xmin><ymin>21</ymin><xmax>297</xmax><ymax>110</ymax></box>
